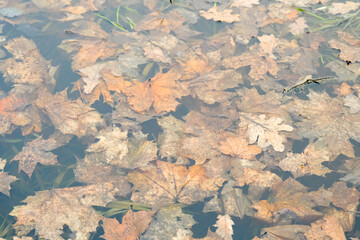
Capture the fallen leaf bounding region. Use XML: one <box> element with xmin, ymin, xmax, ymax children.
<box><xmin>10</xmin><ymin>184</ymin><xmax>115</xmax><ymax>240</ymax></box>
<box><xmin>0</xmin><ymin>172</ymin><xmax>18</xmax><ymax>196</ymax></box>
<box><xmin>200</xmin><ymin>6</ymin><xmax>240</xmax><ymax>23</ymax></box>
<box><xmin>231</xmin><ymin>0</ymin><xmax>259</xmax><ymax>8</ymax></box>
<box><xmin>35</xmin><ymin>90</ymin><xmax>105</xmax><ymax>137</ymax></box>
<box><xmin>343</xmin><ymin>94</ymin><xmax>360</xmax><ymax>114</ymax></box>
<box><xmin>124</xmin><ymin>69</ymin><xmax>189</xmax><ymax>113</ymax></box>
<box><xmin>329</xmin><ymin>2</ymin><xmax>360</xmax><ymax>15</ymax></box>
<box><xmin>102</xmin><ymin>210</ymin><xmax>154</xmax><ymax>240</ymax></box>
<box><xmin>305</xmin><ymin>215</ymin><xmax>346</xmax><ymax>240</ymax></box>
<box><xmin>11</xmin><ymin>136</ymin><xmax>68</xmax><ymax>177</ymax></box>
<box><xmin>239</xmin><ymin>113</ymin><xmax>293</xmax><ymax>152</ymax></box>
<box><xmin>31</xmin><ymin>0</ymin><xmax>71</xmax><ymax>9</ymax></box>
<box><xmin>213</xmin><ymin>214</ymin><xmax>234</xmax><ymax>240</ymax></box>
<box><xmin>261</xmin><ymin>225</ymin><xmax>310</xmax><ymax>240</ymax></box>
<box><xmin>328</xmin><ymin>182</ymin><xmax>360</xmax><ymax>210</ymax></box>
<box><xmin>141</xmin><ymin>205</ymin><xmax>195</xmax><ymax>240</ymax></box>
<box><xmin>252</xmin><ymin>178</ymin><xmax>325</xmax><ymax>223</ymax></box>
<box><xmin>333</xmin><ymin>82</ymin><xmax>353</xmax><ymax>96</ymax></box>
<box><xmin>289</xmin><ymin>17</ymin><xmax>308</xmax><ymax>35</ymax></box>
<box><xmin>235</xmin><ymin>168</ymin><xmax>282</xmax><ymax>188</ymax></box>
<box><xmin>329</xmin><ymin>39</ymin><xmax>360</xmax><ymax>62</ymax></box>
<box><xmin>279</xmin><ymin>142</ymin><xmax>331</xmax><ymax>178</ymax></box>
<box><xmin>128</xmin><ymin>161</ymin><xmax>225</xmax><ymax>209</ymax></box>
<box><xmin>286</xmin><ymin>91</ymin><xmax>360</xmax><ymax>158</ymax></box>
<box><xmin>218</xmin><ymin>132</ymin><xmax>262</xmax><ymax>159</ymax></box>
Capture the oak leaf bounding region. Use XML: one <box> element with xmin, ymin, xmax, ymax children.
<box><xmin>10</xmin><ymin>184</ymin><xmax>115</xmax><ymax>240</ymax></box>
<box><xmin>128</xmin><ymin>161</ymin><xmax>225</xmax><ymax>209</ymax></box>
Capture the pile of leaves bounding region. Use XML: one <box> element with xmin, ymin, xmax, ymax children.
<box><xmin>0</xmin><ymin>0</ymin><xmax>360</xmax><ymax>239</ymax></box>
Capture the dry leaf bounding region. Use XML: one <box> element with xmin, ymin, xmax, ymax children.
<box><xmin>11</xmin><ymin>184</ymin><xmax>115</xmax><ymax>240</ymax></box>
<box><xmin>289</xmin><ymin>17</ymin><xmax>308</xmax><ymax>35</ymax></box>
<box><xmin>102</xmin><ymin>210</ymin><xmax>154</xmax><ymax>240</ymax></box>
<box><xmin>252</xmin><ymin>178</ymin><xmax>325</xmax><ymax>223</ymax></box>
<box><xmin>35</xmin><ymin>90</ymin><xmax>104</xmax><ymax>137</ymax></box>
<box><xmin>261</xmin><ymin>225</ymin><xmax>310</xmax><ymax>240</ymax></box>
<box><xmin>231</xmin><ymin>0</ymin><xmax>259</xmax><ymax>8</ymax></box>
<box><xmin>279</xmin><ymin>142</ymin><xmax>331</xmax><ymax>177</ymax></box>
<box><xmin>333</xmin><ymin>82</ymin><xmax>353</xmax><ymax>96</ymax></box>
<box><xmin>213</xmin><ymin>214</ymin><xmax>234</xmax><ymax>240</ymax></box>
<box><xmin>235</xmin><ymin>168</ymin><xmax>281</xmax><ymax>188</ymax></box>
<box><xmin>11</xmin><ymin>136</ymin><xmax>67</xmax><ymax>177</ymax></box>
<box><xmin>200</xmin><ymin>6</ymin><xmax>240</xmax><ymax>23</ymax></box>
<box><xmin>0</xmin><ymin>172</ymin><xmax>18</xmax><ymax>196</ymax></box>
<box><xmin>305</xmin><ymin>215</ymin><xmax>346</xmax><ymax>240</ymax></box>
<box><xmin>124</xmin><ymin>69</ymin><xmax>189</xmax><ymax>113</ymax></box>
<box><xmin>239</xmin><ymin>113</ymin><xmax>293</xmax><ymax>152</ymax></box>
<box><xmin>287</xmin><ymin>91</ymin><xmax>360</xmax><ymax>158</ymax></box>
<box><xmin>128</xmin><ymin>161</ymin><xmax>225</xmax><ymax>209</ymax></box>
<box><xmin>343</xmin><ymin>94</ymin><xmax>360</xmax><ymax>114</ymax></box>
<box><xmin>329</xmin><ymin>2</ymin><xmax>360</xmax><ymax>15</ymax></box>
<box><xmin>141</xmin><ymin>205</ymin><xmax>195</xmax><ymax>240</ymax></box>
<box><xmin>218</xmin><ymin>132</ymin><xmax>262</xmax><ymax>159</ymax></box>
<box><xmin>329</xmin><ymin>39</ymin><xmax>360</xmax><ymax>62</ymax></box>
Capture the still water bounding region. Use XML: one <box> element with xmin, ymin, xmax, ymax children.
<box><xmin>0</xmin><ymin>0</ymin><xmax>360</xmax><ymax>239</ymax></box>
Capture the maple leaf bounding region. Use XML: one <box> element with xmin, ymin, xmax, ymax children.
<box><xmin>200</xmin><ymin>6</ymin><xmax>240</xmax><ymax>23</ymax></box>
<box><xmin>251</xmin><ymin>178</ymin><xmax>326</xmax><ymax>223</ymax></box>
<box><xmin>0</xmin><ymin>172</ymin><xmax>18</xmax><ymax>196</ymax></box>
<box><xmin>286</xmin><ymin>91</ymin><xmax>360</xmax><ymax>158</ymax></box>
<box><xmin>11</xmin><ymin>136</ymin><xmax>68</xmax><ymax>177</ymax></box>
<box><xmin>305</xmin><ymin>215</ymin><xmax>346</xmax><ymax>240</ymax></box>
<box><xmin>141</xmin><ymin>205</ymin><xmax>195</xmax><ymax>240</ymax></box>
<box><xmin>102</xmin><ymin>210</ymin><xmax>154</xmax><ymax>240</ymax></box>
<box><xmin>85</xmin><ymin>126</ymin><xmax>157</xmax><ymax>169</ymax></box>
<box><xmin>128</xmin><ymin>161</ymin><xmax>225</xmax><ymax>209</ymax></box>
<box><xmin>1</xmin><ymin>36</ymin><xmax>52</xmax><ymax>87</ymax></box>
<box><xmin>329</xmin><ymin>39</ymin><xmax>360</xmax><ymax>63</ymax></box>
<box><xmin>279</xmin><ymin>142</ymin><xmax>331</xmax><ymax>178</ymax></box>
<box><xmin>123</xmin><ymin>69</ymin><xmax>189</xmax><ymax>113</ymax></box>
<box><xmin>213</xmin><ymin>214</ymin><xmax>234</xmax><ymax>240</ymax></box>
<box><xmin>10</xmin><ymin>184</ymin><xmax>115</xmax><ymax>240</ymax></box>
<box><xmin>239</xmin><ymin>113</ymin><xmax>293</xmax><ymax>152</ymax></box>
<box><xmin>35</xmin><ymin>90</ymin><xmax>105</xmax><ymax>137</ymax></box>
<box><xmin>218</xmin><ymin>131</ymin><xmax>262</xmax><ymax>159</ymax></box>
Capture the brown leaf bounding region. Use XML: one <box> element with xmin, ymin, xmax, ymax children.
<box><xmin>329</xmin><ymin>2</ymin><xmax>360</xmax><ymax>15</ymax></box>
<box><xmin>0</xmin><ymin>172</ymin><xmax>18</xmax><ymax>196</ymax></box>
<box><xmin>305</xmin><ymin>215</ymin><xmax>346</xmax><ymax>240</ymax></box>
<box><xmin>11</xmin><ymin>136</ymin><xmax>68</xmax><ymax>177</ymax></box>
<box><xmin>261</xmin><ymin>225</ymin><xmax>310</xmax><ymax>240</ymax></box>
<box><xmin>218</xmin><ymin>132</ymin><xmax>262</xmax><ymax>159</ymax></box>
<box><xmin>200</xmin><ymin>6</ymin><xmax>240</xmax><ymax>23</ymax></box>
<box><xmin>124</xmin><ymin>69</ymin><xmax>189</xmax><ymax>113</ymax></box>
<box><xmin>35</xmin><ymin>90</ymin><xmax>104</xmax><ymax>137</ymax></box>
<box><xmin>252</xmin><ymin>178</ymin><xmax>325</xmax><ymax>223</ymax></box>
<box><xmin>328</xmin><ymin>182</ymin><xmax>360</xmax><ymax>210</ymax></box>
<box><xmin>213</xmin><ymin>214</ymin><xmax>234</xmax><ymax>240</ymax></box>
<box><xmin>128</xmin><ymin>161</ymin><xmax>225</xmax><ymax>209</ymax></box>
<box><xmin>11</xmin><ymin>184</ymin><xmax>115</xmax><ymax>240</ymax></box>
<box><xmin>329</xmin><ymin>39</ymin><xmax>360</xmax><ymax>63</ymax></box>
<box><xmin>286</xmin><ymin>91</ymin><xmax>360</xmax><ymax>158</ymax></box>
<box><xmin>102</xmin><ymin>210</ymin><xmax>154</xmax><ymax>240</ymax></box>
<box><xmin>279</xmin><ymin>142</ymin><xmax>331</xmax><ymax>178</ymax></box>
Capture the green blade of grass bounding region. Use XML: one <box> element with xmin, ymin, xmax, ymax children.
<box><xmin>296</xmin><ymin>7</ymin><xmax>326</xmax><ymax>21</ymax></box>
<box><xmin>96</xmin><ymin>13</ymin><xmax>127</xmax><ymax>31</ymax></box>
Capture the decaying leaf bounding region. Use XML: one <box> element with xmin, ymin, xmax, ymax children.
<box><xmin>328</xmin><ymin>2</ymin><xmax>360</xmax><ymax>15</ymax></box>
<box><xmin>287</xmin><ymin>91</ymin><xmax>360</xmax><ymax>158</ymax></box>
<box><xmin>329</xmin><ymin>39</ymin><xmax>360</xmax><ymax>63</ymax></box>
<box><xmin>260</xmin><ymin>225</ymin><xmax>310</xmax><ymax>240</ymax></box>
<box><xmin>141</xmin><ymin>205</ymin><xmax>195</xmax><ymax>240</ymax></box>
<box><xmin>305</xmin><ymin>215</ymin><xmax>346</xmax><ymax>240</ymax></box>
<box><xmin>35</xmin><ymin>90</ymin><xmax>104</xmax><ymax>137</ymax></box>
<box><xmin>239</xmin><ymin>113</ymin><xmax>293</xmax><ymax>152</ymax></box>
<box><xmin>102</xmin><ymin>210</ymin><xmax>154</xmax><ymax>240</ymax></box>
<box><xmin>0</xmin><ymin>172</ymin><xmax>18</xmax><ymax>196</ymax></box>
<box><xmin>10</xmin><ymin>184</ymin><xmax>115</xmax><ymax>240</ymax></box>
<box><xmin>200</xmin><ymin>6</ymin><xmax>240</xmax><ymax>23</ymax></box>
<box><xmin>128</xmin><ymin>161</ymin><xmax>225</xmax><ymax>209</ymax></box>
<box><xmin>11</xmin><ymin>136</ymin><xmax>68</xmax><ymax>177</ymax></box>
<box><xmin>279</xmin><ymin>142</ymin><xmax>331</xmax><ymax>178</ymax></box>
<box><xmin>213</xmin><ymin>214</ymin><xmax>234</xmax><ymax>240</ymax></box>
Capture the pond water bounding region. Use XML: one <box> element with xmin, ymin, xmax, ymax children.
<box><xmin>0</xmin><ymin>0</ymin><xmax>360</xmax><ymax>239</ymax></box>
